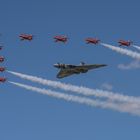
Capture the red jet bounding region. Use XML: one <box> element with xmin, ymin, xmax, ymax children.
<box><xmin>54</xmin><ymin>35</ymin><xmax>68</xmax><ymax>43</ymax></box>
<box><xmin>85</xmin><ymin>38</ymin><xmax>100</xmax><ymax>44</ymax></box>
<box><xmin>0</xmin><ymin>46</ymin><xmax>3</xmax><ymax>50</ymax></box>
<box><xmin>0</xmin><ymin>77</ymin><xmax>6</xmax><ymax>83</ymax></box>
<box><xmin>19</xmin><ymin>34</ymin><xmax>33</xmax><ymax>41</ymax></box>
<box><xmin>0</xmin><ymin>67</ymin><xmax>5</xmax><ymax>72</ymax></box>
<box><xmin>0</xmin><ymin>56</ymin><xmax>4</xmax><ymax>62</ymax></box>
<box><xmin>118</xmin><ymin>40</ymin><xmax>133</xmax><ymax>47</ymax></box>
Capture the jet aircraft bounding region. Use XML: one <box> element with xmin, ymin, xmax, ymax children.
<box><xmin>54</xmin><ymin>62</ymin><xmax>107</xmax><ymax>78</ymax></box>
<box><xmin>118</xmin><ymin>40</ymin><xmax>133</xmax><ymax>47</ymax></box>
<box><xmin>54</xmin><ymin>35</ymin><xmax>68</xmax><ymax>43</ymax></box>
<box><xmin>0</xmin><ymin>67</ymin><xmax>5</xmax><ymax>72</ymax></box>
<box><xmin>85</xmin><ymin>38</ymin><xmax>100</xmax><ymax>44</ymax></box>
<box><xmin>0</xmin><ymin>46</ymin><xmax>3</xmax><ymax>50</ymax></box>
<box><xmin>0</xmin><ymin>77</ymin><xmax>6</xmax><ymax>83</ymax></box>
<box><xmin>19</xmin><ymin>34</ymin><xmax>33</xmax><ymax>41</ymax></box>
<box><xmin>0</xmin><ymin>56</ymin><xmax>4</xmax><ymax>62</ymax></box>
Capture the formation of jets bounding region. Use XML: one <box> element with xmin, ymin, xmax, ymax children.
<box><xmin>18</xmin><ymin>34</ymin><xmax>135</xmax><ymax>48</ymax></box>
<box><xmin>1</xmin><ymin>33</ymin><xmax>140</xmax><ymax>80</ymax></box>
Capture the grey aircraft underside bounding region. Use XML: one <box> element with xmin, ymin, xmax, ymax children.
<box><xmin>54</xmin><ymin>62</ymin><xmax>107</xmax><ymax>78</ymax></box>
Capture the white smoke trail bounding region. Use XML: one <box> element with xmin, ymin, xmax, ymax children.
<box><xmin>8</xmin><ymin>81</ymin><xmax>140</xmax><ymax>116</ymax></box>
<box><xmin>132</xmin><ymin>45</ymin><xmax>140</xmax><ymax>51</ymax></box>
<box><xmin>100</xmin><ymin>43</ymin><xmax>140</xmax><ymax>60</ymax></box>
<box><xmin>7</xmin><ymin>70</ymin><xmax>140</xmax><ymax>104</ymax></box>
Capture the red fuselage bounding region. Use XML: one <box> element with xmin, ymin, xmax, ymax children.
<box><xmin>86</xmin><ymin>38</ymin><xmax>100</xmax><ymax>44</ymax></box>
<box><xmin>0</xmin><ymin>56</ymin><xmax>4</xmax><ymax>62</ymax></box>
<box><xmin>0</xmin><ymin>78</ymin><xmax>6</xmax><ymax>83</ymax></box>
<box><xmin>19</xmin><ymin>34</ymin><xmax>33</xmax><ymax>41</ymax></box>
<box><xmin>0</xmin><ymin>67</ymin><xmax>5</xmax><ymax>72</ymax></box>
<box><xmin>118</xmin><ymin>40</ymin><xmax>132</xmax><ymax>46</ymax></box>
<box><xmin>54</xmin><ymin>36</ymin><xmax>68</xmax><ymax>43</ymax></box>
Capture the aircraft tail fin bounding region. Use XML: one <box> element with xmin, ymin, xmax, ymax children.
<box><xmin>80</xmin><ymin>62</ymin><xmax>85</xmax><ymax>65</ymax></box>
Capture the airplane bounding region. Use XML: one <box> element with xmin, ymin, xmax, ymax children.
<box><xmin>0</xmin><ymin>77</ymin><xmax>6</xmax><ymax>83</ymax></box>
<box><xmin>19</xmin><ymin>34</ymin><xmax>33</xmax><ymax>41</ymax></box>
<box><xmin>118</xmin><ymin>40</ymin><xmax>133</xmax><ymax>47</ymax></box>
<box><xmin>85</xmin><ymin>38</ymin><xmax>100</xmax><ymax>44</ymax></box>
<box><xmin>54</xmin><ymin>35</ymin><xmax>68</xmax><ymax>43</ymax></box>
<box><xmin>54</xmin><ymin>62</ymin><xmax>107</xmax><ymax>78</ymax></box>
<box><xmin>0</xmin><ymin>67</ymin><xmax>5</xmax><ymax>72</ymax></box>
<box><xmin>0</xmin><ymin>56</ymin><xmax>4</xmax><ymax>62</ymax></box>
<box><xmin>0</xmin><ymin>46</ymin><xmax>3</xmax><ymax>50</ymax></box>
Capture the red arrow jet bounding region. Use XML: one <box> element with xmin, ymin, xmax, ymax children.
<box><xmin>0</xmin><ymin>67</ymin><xmax>5</xmax><ymax>72</ymax></box>
<box><xmin>19</xmin><ymin>34</ymin><xmax>33</xmax><ymax>41</ymax></box>
<box><xmin>54</xmin><ymin>35</ymin><xmax>68</xmax><ymax>43</ymax></box>
<box><xmin>0</xmin><ymin>46</ymin><xmax>3</xmax><ymax>50</ymax></box>
<box><xmin>0</xmin><ymin>56</ymin><xmax>4</xmax><ymax>62</ymax></box>
<box><xmin>0</xmin><ymin>77</ymin><xmax>6</xmax><ymax>83</ymax></box>
<box><xmin>118</xmin><ymin>40</ymin><xmax>133</xmax><ymax>47</ymax></box>
<box><xmin>85</xmin><ymin>38</ymin><xmax>100</xmax><ymax>44</ymax></box>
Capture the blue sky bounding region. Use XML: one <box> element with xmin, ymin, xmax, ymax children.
<box><xmin>0</xmin><ymin>0</ymin><xmax>140</xmax><ymax>139</ymax></box>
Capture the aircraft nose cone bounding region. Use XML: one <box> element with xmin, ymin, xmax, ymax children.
<box><xmin>102</xmin><ymin>64</ymin><xmax>107</xmax><ymax>67</ymax></box>
<box><xmin>54</xmin><ymin>64</ymin><xmax>58</xmax><ymax>68</ymax></box>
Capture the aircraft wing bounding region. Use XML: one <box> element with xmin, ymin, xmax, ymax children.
<box><xmin>56</xmin><ymin>64</ymin><xmax>107</xmax><ymax>78</ymax></box>
<box><xmin>57</xmin><ymin>69</ymin><xmax>75</xmax><ymax>78</ymax></box>
<box><xmin>77</xmin><ymin>64</ymin><xmax>107</xmax><ymax>70</ymax></box>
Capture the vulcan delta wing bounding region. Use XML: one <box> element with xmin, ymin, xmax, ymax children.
<box><xmin>57</xmin><ymin>69</ymin><xmax>77</xmax><ymax>78</ymax></box>
<box><xmin>54</xmin><ymin>63</ymin><xmax>107</xmax><ymax>78</ymax></box>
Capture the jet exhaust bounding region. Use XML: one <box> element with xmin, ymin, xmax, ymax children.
<box><xmin>100</xmin><ymin>43</ymin><xmax>140</xmax><ymax>60</ymax></box>
<box><xmin>9</xmin><ymin>81</ymin><xmax>140</xmax><ymax>116</ymax></box>
<box><xmin>132</xmin><ymin>45</ymin><xmax>140</xmax><ymax>51</ymax></box>
<box><xmin>7</xmin><ymin>70</ymin><xmax>140</xmax><ymax>104</ymax></box>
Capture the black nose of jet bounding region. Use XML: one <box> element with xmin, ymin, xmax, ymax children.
<box><xmin>102</xmin><ymin>64</ymin><xmax>107</xmax><ymax>67</ymax></box>
<box><xmin>54</xmin><ymin>64</ymin><xmax>59</xmax><ymax>68</ymax></box>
